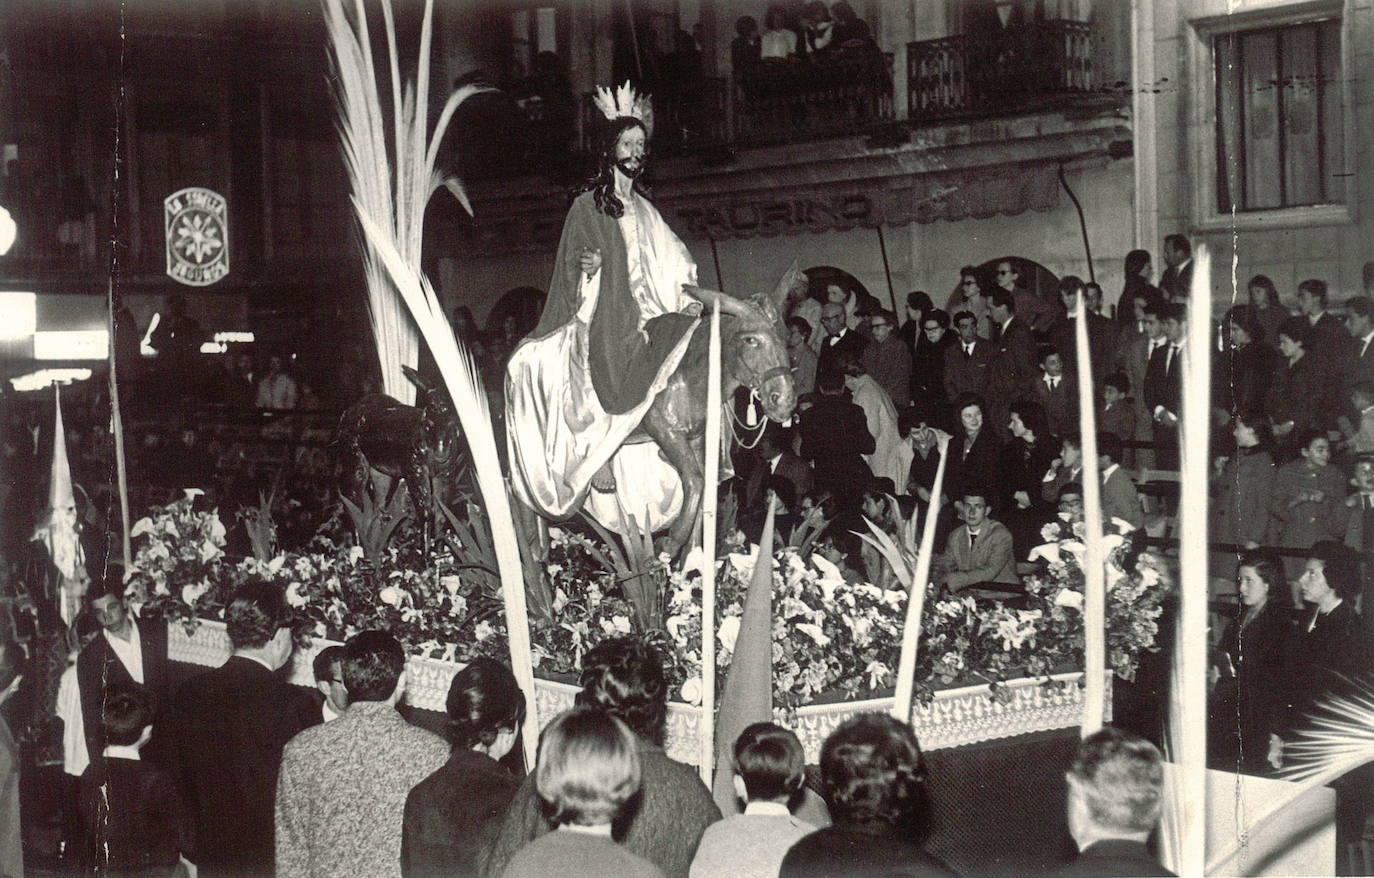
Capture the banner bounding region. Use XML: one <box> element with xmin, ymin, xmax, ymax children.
<box><xmin>165</xmin><ymin>187</ymin><xmax>229</xmax><ymax>286</ymax></box>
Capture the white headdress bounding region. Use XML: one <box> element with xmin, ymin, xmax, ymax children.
<box><xmin>592</xmin><ymin>81</ymin><xmax>653</xmax><ymax>138</ymax></box>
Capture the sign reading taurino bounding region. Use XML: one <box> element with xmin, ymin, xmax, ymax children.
<box><xmin>165</xmin><ymin>187</ymin><xmax>229</xmax><ymax>286</ymax></box>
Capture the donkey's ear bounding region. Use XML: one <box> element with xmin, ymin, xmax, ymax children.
<box><xmin>766</xmin><ymin>260</ymin><xmax>805</xmax><ymax>312</ymax></box>
<box><xmin>684</xmin><ymin>284</ymin><xmax>752</xmax><ymax>319</ymax></box>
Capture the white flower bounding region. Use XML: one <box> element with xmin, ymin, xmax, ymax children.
<box><xmin>1039</xmin><ymin>522</ymin><xmax>1061</xmax><ymax>543</ymax></box>
<box><xmin>181</xmin><ymin>581</ymin><xmax>210</xmax><ymax>606</ymax></box>
<box><xmin>680</xmin><ymin>677</ymin><xmax>703</xmax><ymax>705</ymax></box>
<box><xmin>474</xmin><ymin>620</ymin><xmax>496</xmax><ymax>642</ymax></box>
<box><xmin>809</xmin><ymin>554</ymin><xmax>844</xmax><ymax>601</ymax></box>
<box><xmin>851</xmin><ymin>615</ymin><xmax>872</xmax><ymax>641</ymax></box>
<box><xmin>347</xmin><ymin>545</ymin><xmax>365</xmax><ymax>566</ymax></box>
<box><xmin>378</xmin><ymin>586</ymin><xmax>404</xmax><ymax>607</ymax></box>
<box><xmin>1101</xmin><ymin>533</ymin><xmax>1125</xmax><ymax>554</ymax></box>
<box><xmin>717</xmin><ymin>615</ymin><xmax>741</xmax><ymax>653</ymax></box>
<box><xmin>796</xmin><ymin>623</ymin><xmax>830</xmax><ymax>647</ymax></box>
<box><xmin>314</xmin><ymin>621</ymin><xmax>327</xmax><ymax>637</ymax></box>
<box><xmin>182</xmin><ymin>488</ymin><xmax>204</xmax><ymax>501</ymax></box>
<box><xmin>553</xmin><ymin>588</ymin><xmax>569</xmax><ymax>613</ymax></box>
<box><xmin>665</xmin><ymin>614</ymin><xmax>685</xmax><ymax>642</ymax></box>
<box><xmin>683</xmin><ymin>546</ymin><xmax>709</xmax><ymax>579</ymax></box>
<box><xmin>207</xmin><ymin>515</ymin><xmax>227</xmax><ymax>544</ymax></box>
<box><xmin>1054</xmin><ymin>589</ymin><xmax>1085</xmax><ymax>611</ymax></box>
<box><xmin>131</xmin><ymin>517</ymin><xmax>155</xmax><ymax>538</ymax></box>
<box><xmin>267</xmin><ymin>555</ymin><xmax>286</xmax><ymax>575</ymax></box>
<box><xmin>865</xmin><ymin>660</ymin><xmax>890</xmax><ymax>689</ymax></box>
<box><xmin>611</xmin><ymin>615</ymin><xmax>632</xmax><ymax>635</ymax></box>
<box><xmin>147</xmin><ymin>541</ymin><xmax>170</xmax><ymax>562</ymax></box>
<box><xmin>163</xmin><ymin>521</ymin><xmax>180</xmax><ymax>539</ymax></box>
<box><xmin>448</xmin><ymin>594</ymin><xmax>468</xmax><ymax>617</ymax></box>
<box><xmin>199</xmin><ymin>539</ymin><xmax>221</xmax><ymax>564</ymax></box>
<box><xmin>1138</xmin><ymin>565</ymin><xmax>1160</xmax><ymax>588</ymax></box>
<box><xmin>285</xmin><ymin>582</ymin><xmax>307</xmax><ymax>608</ymax></box>
<box><xmin>441</xmin><ymin>574</ymin><xmax>461</xmax><ymax>596</ymax></box>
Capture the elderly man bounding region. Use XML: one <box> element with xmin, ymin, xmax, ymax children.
<box><xmin>816</xmin><ymin>300</ymin><xmax>867</xmax><ymax>388</ymax></box>
<box><xmin>276</xmin><ymin>631</ymin><xmax>448</xmax><ymax>878</ymax></box>
<box><xmin>1055</xmin><ymin>726</ymin><xmax>1172</xmax><ymax>877</ymax></box>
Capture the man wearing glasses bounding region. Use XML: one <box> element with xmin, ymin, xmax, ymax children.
<box><xmin>994</xmin><ymin>259</ymin><xmax>1055</xmax><ymax>335</ymax></box>
<box><xmin>817</xmin><ymin>301</ymin><xmax>867</xmax><ymax>388</ymax></box>
<box><xmin>861</xmin><ymin>308</ymin><xmax>912</xmax><ymax>408</ymax></box>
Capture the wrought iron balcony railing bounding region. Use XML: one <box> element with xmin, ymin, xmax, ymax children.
<box><xmin>908</xmin><ymin>21</ymin><xmax>1094</xmax><ymax>121</ymax></box>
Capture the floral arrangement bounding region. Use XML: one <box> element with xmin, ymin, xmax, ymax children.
<box><xmin>127</xmin><ymin>494</ymin><xmax>1172</xmax><ymax>712</ymax></box>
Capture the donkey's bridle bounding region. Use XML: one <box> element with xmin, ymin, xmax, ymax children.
<box><xmin>743</xmin><ymin>365</ymin><xmax>791</xmax><ymax>394</ymax></box>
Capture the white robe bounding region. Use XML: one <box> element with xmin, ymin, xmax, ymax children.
<box><xmin>848</xmin><ymin>374</ymin><xmax>906</xmax><ymax>490</ymax></box>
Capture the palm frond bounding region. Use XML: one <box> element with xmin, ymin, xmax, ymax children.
<box><xmin>1206</xmin><ymin>686</ymin><xmax>1374</xmax><ymax>874</ymax></box>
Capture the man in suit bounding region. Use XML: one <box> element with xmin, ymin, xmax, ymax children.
<box><xmin>861</xmin><ymin>308</ymin><xmax>912</xmax><ymax>408</ymax></box>
<box><xmin>1049</xmin><ymin>276</ymin><xmax>1118</xmax><ymax>395</ymax></box>
<box><xmin>1143</xmin><ymin>302</ymin><xmax>1186</xmax><ymax>471</ymax></box>
<box><xmin>1158</xmin><ymin>233</ymin><xmax>1193</xmax><ymax>301</ymax></box>
<box><xmin>943</xmin><ymin>309</ymin><xmax>994</xmax><ymax>402</ymax></box>
<box><xmin>1343</xmin><ymin>297</ymin><xmax>1374</xmax><ymax>392</ymax></box>
<box><xmin>987</xmin><ymin>290</ymin><xmax>1039</xmax><ymax>439</ymax></box>
<box><xmin>1055</xmin><ymin>726</ymin><xmax>1174</xmax><ymax>877</ymax></box>
<box><xmin>1034</xmin><ymin>345</ymin><xmax>1075</xmax><ymax>438</ymax></box>
<box><xmin>816</xmin><ymin>301</ymin><xmax>866</xmax><ymax>388</ymax></box>
<box><xmin>277</xmin><ymin>631</ymin><xmax>448</xmax><ymax>878</ymax></box>
<box><xmin>743</xmin><ymin>431</ymin><xmax>813</xmax><ymax>511</ymax></box>
<box><xmin>1297</xmin><ymin>279</ymin><xmax>1352</xmax><ymax>428</ymax></box>
<box><xmin>164</xmin><ymin>580</ymin><xmax>318</xmax><ymax>878</ymax></box>
<box><xmin>786</xmin><ymin>317</ymin><xmax>818</xmax><ymax>397</ymax></box>
<box><xmin>1098</xmin><ymin>432</ymin><xmax>1144</xmax><ymax>529</ymax></box>
<box><xmin>799</xmin><ymin>370</ymin><xmax>875</xmax><ymax>513</ymax></box>
<box><xmin>78</xmin><ymin>576</ymin><xmax>169</xmax><ymax>765</ymax></box>
<box><xmin>1118</xmin><ymin>294</ymin><xmax>1167</xmax><ymax>471</ymax></box>
<box><xmin>994</xmin><ymin>258</ymin><xmax>1055</xmax><ymax>334</ymax></box>
<box><xmin>940</xmin><ymin>488</ymin><xmax>1020</xmax><ymax>594</ymax></box>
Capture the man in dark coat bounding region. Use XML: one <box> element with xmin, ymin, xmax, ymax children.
<box><xmin>78</xmin><ymin>577</ymin><xmax>169</xmax><ymax>764</ymax></box>
<box><xmin>1158</xmin><ymin>234</ymin><xmax>1193</xmax><ymax>301</ymax></box>
<box><xmin>987</xmin><ymin>290</ymin><xmax>1039</xmax><ymax>439</ymax></box>
<box><xmin>943</xmin><ymin>310</ymin><xmax>994</xmax><ymax>403</ymax></box>
<box><xmin>163</xmin><ymin>580</ymin><xmax>318</xmax><ymax>878</ymax></box>
<box><xmin>1049</xmin><ymin>276</ymin><xmax>1119</xmax><ymax>395</ymax></box>
<box><xmin>1055</xmin><ymin>727</ymin><xmax>1174</xmax><ymax>877</ymax></box>
<box><xmin>1143</xmin><ymin>302</ymin><xmax>1186</xmax><ymax>471</ymax></box>
<box><xmin>799</xmin><ymin>370</ymin><xmax>875</xmax><ymax>512</ymax></box>
<box><xmin>1342</xmin><ymin>296</ymin><xmax>1374</xmax><ymax>394</ymax></box>
<box><xmin>816</xmin><ymin>301</ymin><xmax>867</xmax><ymax>389</ymax></box>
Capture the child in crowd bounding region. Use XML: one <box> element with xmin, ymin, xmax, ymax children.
<box><xmin>1271</xmin><ymin>429</ymin><xmax>1346</xmax><ymax>579</ymax></box>
<box><xmin>1098</xmin><ymin>373</ymin><xmax>1137</xmax><ymax>468</ymax></box>
<box><xmin>689</xmin><ymin>723</ymin><xmax>816</xmax><ymax>878</ymax></box>
<box><xmin>78</xmin><ymin>683</ymin><xmax>191</xmax><ymax>878</ymax></box>
<box><xmin>499</xmin><ymin>708</ymin><xmax>663</xmax><ymax>878</ymax></box>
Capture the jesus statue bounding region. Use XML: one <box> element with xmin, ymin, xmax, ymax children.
<box><xmin>506</xmin><ymin>83</ymin><xmax>704</xmax><ymax>535</ymax></box>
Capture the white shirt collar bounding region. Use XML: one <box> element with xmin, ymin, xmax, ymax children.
<box><xmin>1103</xmin><ymin>463</ymin><xmax>1120</xmax><ymax>479</ymax></box>
<box><xmin>744</xmin><ymin>801</ymin><xmax>792</xmax><ymax>817</ymax></box>
<box><xmin>323</xmin><ymin>700</ymin><xmax>341</xmax><ymax>722</ymax></box>
<box><xmin>104</xmin><ymin>620</ymin><xmax>144</xmax><ymax>684</ymax></box>
<box><xmin>103</xmin><ymin>744</ymin><xmax>142</xmax><ymax>761</ymax></box>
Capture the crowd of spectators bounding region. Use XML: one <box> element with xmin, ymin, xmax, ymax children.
<box><xmin>1</xmin><ymin>580</ymin><xmax>1176</xmax><ymax>877</ymax></box>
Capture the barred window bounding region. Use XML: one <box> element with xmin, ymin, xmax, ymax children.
<box><xmin>1214</xmin><ymin>17</ymin><xmax>1343</xmax><ymax>213</ymax></box>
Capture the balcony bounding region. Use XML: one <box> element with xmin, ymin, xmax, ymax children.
<box><xmin>577</xmin><ymin>52</ymin><xmax>895</xmax><ymax>158</ymax></box>
<box><xmin>907</xmin><ymin>21</ymin><xmax>1096</xmax><ymax>121</ymax></box>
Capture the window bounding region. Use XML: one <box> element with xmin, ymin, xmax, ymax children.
<box><xmin>510</xmin><ymin>7</ymin><xmax>559</xmax><ymax>79</ymax></box>
<box><xmin>1187</xmin><ymin>2</ymin><xmax>1355</xmax><ymax>230</ymax></box>
<box><xmin>1214</xmin><ymin>18</ymin><xmax>1342</xmax><ymax>212</ymax></box>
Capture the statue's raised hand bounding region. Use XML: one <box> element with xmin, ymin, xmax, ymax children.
<box><xmin>579</xmin><ymin>248</ymin><xmax>602</xmax><ymax>278</ymax></box>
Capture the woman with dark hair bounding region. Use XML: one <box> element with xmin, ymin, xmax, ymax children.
<box><xmin>1270</xmin><ymin>430</ymin><xmax>1345</xmax><ymax>579</ymax></box>
<box><xmin>1117</xmin><ymin>249</ymin><xmax>1161</xmax><ymax>328</ymax></box>
<box><xmin>1214</xmin><ymin>305</ymin><xmax>1279</xmax><ymax>422</ymax></box>
<box><xmin>1004</xmin><ymin>399</ymin><xmax>1058</xmax><ymax>555</ymax></box>
<box><xmin>484</xmin><ymin>638</ymin><xmax>720</xmax><ymax>878</ymax></box>
<box><xmin>1271</xmin><ymin>541</ymin><xmax>1369</xmax><ymax>770</ymax></box>
<box><xmin>1209</xmin><ymin>550</ymin><xmax>1293</xmax><ymax>775</ymax></box>
<box><xmin>1247</xmin><ymin>274</ymin><xmax>1289</xmax><ymax>346</ymax></box>
<box><xmin>943</xmin><ymin>267</ymin><xmax>992</xmax><ymax>340</ymax></box>
<box><xmin>1265</xmin><ymin>317</ymin><xmax>1322</xmax><ymax>452</ymax></box>
<box><xmin>1209</xmin><ymin>411</ymin><xmax>1276</xmax><ymax>578</ymax></box>
<box><xmin>944</xmin><ymin>393</ymin><xmax>1001</xmax><ymax>505</ymax></box>
<box><xmin>898</xmin><ymin>290</ymin><xmax>934</xmax><ymax>353</ymax></box>
<box><xmin>780</xmin><ymin>713</ymin><xmax>954</xmax><ymax>878</ymax></box>
<box><xmin>402</xmin><ymin>658</ymin><xmax>525</xmax><ymax>877</ymax></box>
<box><xmin>910</xmin><ymin>309</ymin><xmax>954</xmax><ymax>420</ymax></box>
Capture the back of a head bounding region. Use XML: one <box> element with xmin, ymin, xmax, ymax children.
<box><xmin>735</xmin><ymin>722</ymin><xmax>805</xmax><ymax>802</ymax></box>
<box><xmin>536</xmin><ymin>708</ymin><xmax>642</xmax><ymax>827</ymax></box>
<box><xmin>342</xmin><ymin>629</ymin><xmax>406</xmax><ymax>703</ymax></box>
<box><xmin>101</xmin><ymin>682</ymin><xmax>155</xmax><ymax>747</ymax></box>
<box><xmin>225</xmin><ymin>579</ymin><xmax>294</xmax><ymax>651</ymax></box>
<box><xmin>1068</xmin><ymin>726</ymin><xmax>1163</xmax><ymax>836</ymax></box>
<box><xmin>1309</xmin><ymin>540</ymin><xmax>1363</xmax><ymax>601</ymax></box>
<box><xmin>446</xmin><ymin>656</ymin><xmax>526</xmax><ymax>750</ymax></box>
<box><xmin>576</xmin><ymin>637</ymin><xmax>668</xmax><ymax>744</ymax></box>
<box><xmin>313</xmin><ymin>645</ymin><xmax>344</xmax><ymax>683</ymax></box>
<box><xmin>820</xmin><ymin>713</ymin><xmax>929</xmax><ymax>836</ymax></box>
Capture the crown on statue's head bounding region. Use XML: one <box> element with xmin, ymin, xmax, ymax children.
<box><xmin>592</xmin><ymin>81</ymin><xmax>654</xmax><ymax>138</ymax></box>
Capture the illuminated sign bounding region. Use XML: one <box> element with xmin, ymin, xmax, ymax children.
<box><xmin>165</xmin><ymin>187</ymin><xmax>229</xmax><ymax>286</ymax></box>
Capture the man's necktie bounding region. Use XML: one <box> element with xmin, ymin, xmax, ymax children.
<box><xmin>964</xmin><ymin>344</ymin><xmax>973</xmax><ymax>357</ymax></box>
<box><xmin>1047</xmin><ymin>377</ymin><xmax>1058</xmax><ymax>391</ymax></box>
<box><xmin>969</xmin><ymin>531</ymin><xmax>978</xmax><ymax>551</ymax></box>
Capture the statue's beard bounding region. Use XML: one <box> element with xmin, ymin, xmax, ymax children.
<box><xmin>616</xmin><ymin>156</ymin><xmax>644</xmax><ymax>178</ymax></box>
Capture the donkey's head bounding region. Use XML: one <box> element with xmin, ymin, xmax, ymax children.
<box><xmin>685</xmin><ymin>262</ymin><xmax>802</xmax><ymax>423</ymax></box>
